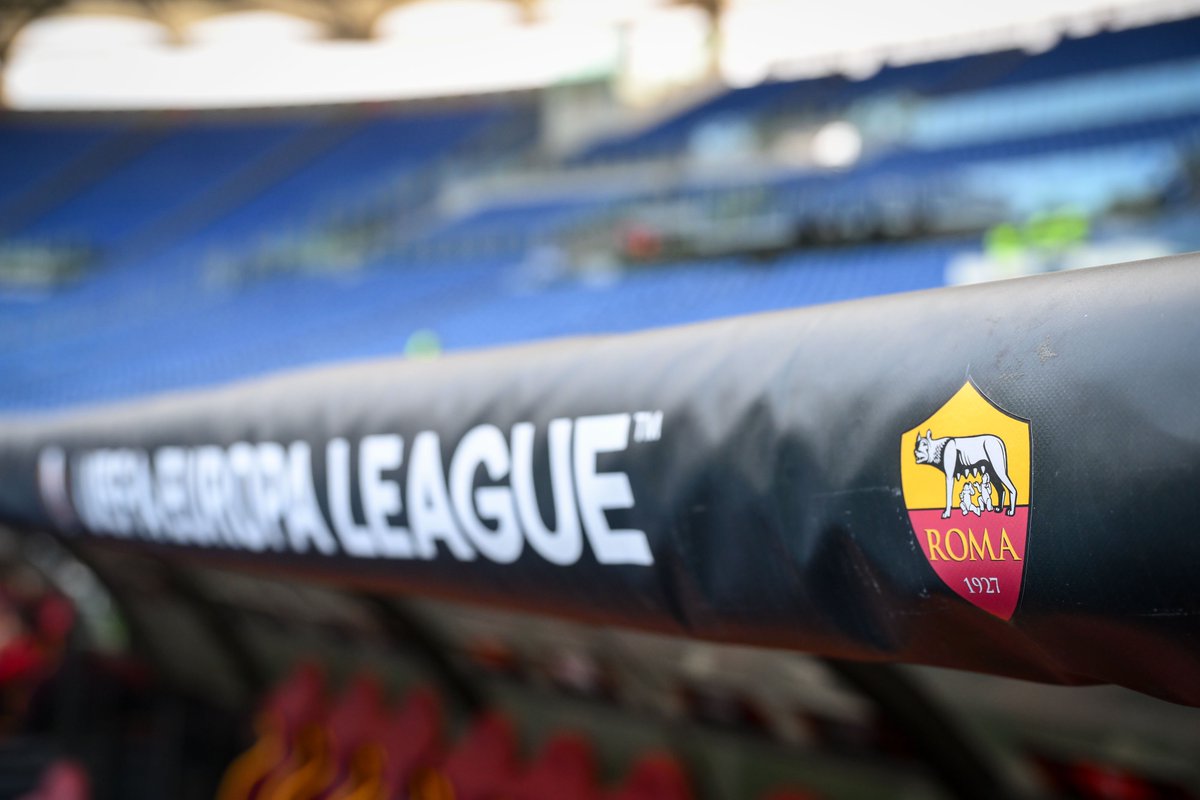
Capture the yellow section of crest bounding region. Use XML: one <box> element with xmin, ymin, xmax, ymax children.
<box><xmin>900</xmin><ymin>382</ymin><xmax>1031</xmax><ymax>511</ymax></box>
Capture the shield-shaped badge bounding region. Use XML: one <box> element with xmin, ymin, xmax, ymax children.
<box><xmin>900</xmin><ymin>382</ymin><xmax>1031</xmax><ymax>620</ymax></box>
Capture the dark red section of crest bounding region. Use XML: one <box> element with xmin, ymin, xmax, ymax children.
<box><xmin>908</xmin><ymin>507</ymin><xmax>1028</xmax><ymax>620</ymax></box>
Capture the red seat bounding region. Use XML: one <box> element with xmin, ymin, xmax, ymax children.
<box><xmin>506</xmin><ymin>733</ymin><xmax>598</xmax><ymax>800</ymax></box>
<box><xmin>330</xmin><ymin>684</ymin><xmax>444</xmax><ymax>800</ymax></box>
<box><xmin>218</xmin><ymin>662</ymin><xmax>328</xmax><ymax>800</ymax></box>
<box><xmin>312</xmin><ymin>673</ymin><xmax>388</xmax><ymax>799</ymax></box>
<box><xmin>374</xmin><ymin>687</ymin><xmax>444</xmax><ymax>796</ymax></box>
<box><xmin>607</xmin><ymin>754</ymin><xmax>693</xmax><ymax>800</ymax></box>
<box><xmin>412</xmin><ymin>713</ymin><xmax>519</xmax><ymax>800</ymax></box>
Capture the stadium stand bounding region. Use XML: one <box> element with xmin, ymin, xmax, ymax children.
<box><xmin>573</xmin><ymin>15</ymin><xmax>1200</xmax><ymax>162</ymax></box>
<box><xmin>0</xmin><ymin>16</ymin><xmax>1197</xmax><ymax>415</ymax></box>
<box><xmin>0</xmin><ymin>121</ymin><xmax>126</xmax><ymax>213</ymax></box>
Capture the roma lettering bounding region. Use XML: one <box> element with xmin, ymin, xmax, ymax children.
<box><xmin>923</xmin><ymin>527</ymin><xmax>1021</xmax><ymax>562</ymax></box>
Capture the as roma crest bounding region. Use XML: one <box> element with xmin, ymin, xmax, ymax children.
<box><xmin>900</xmin><ymin>382</ymin><xmax>1031</xmax><ymax>620</ymax></box>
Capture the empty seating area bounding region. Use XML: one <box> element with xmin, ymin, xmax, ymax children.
<box><xmin>213</xmin><ymin>664</ymin><xmax>816</xmax><ymax>800</ymax></box>
<box><xmin>0</xmin><ymin>120</ymin><xmax>124</xmax><ymax>212</ymax></box>
<box><xmin>17</xmin><ymin>119</ymin><xmax>308</xmax><ymax>247</ymax></box>
<box><xmin>0</xmin><ymin>15</ymin><xmax>1197</xmax><ymax>413</ymax></box>
<box><xmin>574</xmin><ymin>16</ymin><xmax>1200</xmax><ymax>164</ymax></box>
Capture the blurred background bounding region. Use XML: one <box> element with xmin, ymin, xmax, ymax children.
<box><xmin>2</xmin><ymin>0</ymin><xmax>1200</xmax><ymax>409</ymax></box>
<box><xmin>1</xmin><ymin>1</ymin><xmax>1200</xmax><ymax>798</ymax></box>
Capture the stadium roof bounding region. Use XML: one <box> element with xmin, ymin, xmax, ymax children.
<box><xmin>2</xmin><ymin>0</ymin><xmax>1199</xmax><ymax>109</ymax></box>
<box><xmin>0</xmin><ymin>0</ymin><xmax>533</xmax><ymax>47</ymax></box>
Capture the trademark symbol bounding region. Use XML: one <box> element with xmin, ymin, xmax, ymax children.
<box><xmin>632</xmin><ymin>410</ymin><xmax>663</xmax><ymax>443</ymax></box>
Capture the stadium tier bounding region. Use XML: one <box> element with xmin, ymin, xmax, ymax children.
<box><xmin>0</xmin><ymin>18</ymin><xmax>1196</xmax><ymax>416</ymax></box>
<box><xmin>0</xmin><ymin>121</ymin><xmax>127</xmax><ymax>210</ymax></box>
<box><xmin>0</xmin><ymin>17</ymin><xmax>1198</xmax><ymax>414</ymax></box>
<box><xmin>573</xmin><ymin>15</ymin><xmax>1200</xmax><ymax>163</ymax></box>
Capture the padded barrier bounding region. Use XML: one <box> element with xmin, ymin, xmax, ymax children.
<box><xmin>1</xmin><ymin>254</ymin><xmax>1199</xmax><ymax>705</ymax></box>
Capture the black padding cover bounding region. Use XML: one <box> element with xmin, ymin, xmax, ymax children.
<box><xmin>2</xmin><ymin>254</ymin><xmax>1198</xmax><ymax>705</ymax></box>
